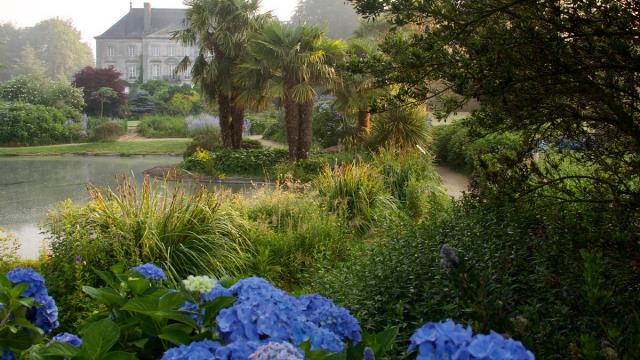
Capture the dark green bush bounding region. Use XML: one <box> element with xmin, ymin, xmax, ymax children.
<box><xmin>368</xmin><ymin>107</ymin><xmax>431</xmax><ymax>150</ymax></box>
<box><xmin>0</xmin><ymin>102</ymin><xmax>80</xmax><ymax>146</ymax></box>
<box><xmin>138</xmin><ymin>115</ymin><xmax>187</xmax><ymax>138</ymax></box>
<box><xmin>184</xmin><ymin>148</ymin><xmax>289</xmax><ymax>178</ymax></box>
<box><xmin>241</xmin><ymin>138</ymin><xmax>263</xmax><ymax>149</ymax></box>
<box><xmin>432</xmin><ymin>122</ymin><xmax>470</xmax><ymax>172</ymax></box>
<box><xmin>313</xmin><ymin>109</ymin><xmax>357</xmax><ymax>148</ymax></box>
<box><xmin>263</xmin><ymin>121</ymin><xmax>287</xmax><ymax>143</ymax></box>
<box><xmin>91</xmin><ymin>121</ymin><xmax>126</xmax><ymax>142</ymax></box>
<box><xmin>310</xmin><ymin>199</ymin><xmax>640</xmax><ymax>359</ymax></box>
<box><xmin>247</xmin><ymin>113</ymin><xmax>278</xmax><ymax>135</ymax></box>
<box><xmin>236</xmin><ymin>188</ymin><xmax>353</xmax><ymax>290</ymax></box>
<box><xmin>184</xmin><ymin>127</ymin><xmax>224</xmax><ymax>157</ymax></box>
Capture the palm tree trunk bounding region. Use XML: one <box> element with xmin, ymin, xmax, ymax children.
<box><xmin>284</xmin><ymin>80</ymin><xmax>300</xmax><ymax>161</ymax></box>
<box><xmin>296</xmin><ymin>100</ymin><xmax>314</xmax><ymax>160</ymax></box>
<box><xmin>218</xmin><ymin>94</ymin><xmax>233</xmax><ymax>148</ymax></box>
<box><xmin>357</xmin><ymin>110</ymin><xmax>371</xmax><ymax>137</ymax></box>
<box><xmin>230</xmin><ymin>98</ymin><xmax>244</xmax><ymax>149</ymax></box>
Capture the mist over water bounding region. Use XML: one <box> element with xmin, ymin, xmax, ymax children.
<box><xmin>0</xmin><ymin>155</ymin><xmax>182</xmax><ymax>259</ymax></box>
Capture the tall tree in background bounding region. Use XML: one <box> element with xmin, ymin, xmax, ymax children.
<box><xmin>334</xmin><ymin>39</ymin><xmax>383</xmax><ymax>136</ymax></box>
<box><xmin>348</xmin><ymin>0</ymin><xmax>640</xmax><ymax>207</ymax></box>
<box><xmin>174</xmin><ymin>0</ymin><xmax>270</xmax><ymax>149</ymax></box>
<box><xmin>14</xmin><ymin>45</ymin><xmax>46</xmax><ymax>78</ymax></box>
<box><xmin>0</xmin><ymin>19</ymin><xmax>93</xmax><ymax>81</ymax></box>
<box><xmin>238</xmin><ymin>22</ymin><xmax>345</xmax><ymax>160</ymax></box>
<box><xmin>291</xmin><ymin>0</ymin><xmax>361</xmax><ymax>39</ymax></box>
<box><xmin>73</xmin><ymin>67</ymin><xmax>126</xmax><ymax>117</ymax></box>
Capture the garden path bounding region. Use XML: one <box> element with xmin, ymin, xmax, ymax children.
<box><xmin>435</xmin><ymin>165</ymin><xmax>469</xmax><ymax>199</ymax></box>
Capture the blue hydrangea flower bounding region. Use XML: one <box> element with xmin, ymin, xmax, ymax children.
<box><xmin>30</xmin><ymin>294</ymin><xmax>59</xmax><ymax>335</ymax></box>
<box><xmin>130</xmin><ymin>263</ymin><xmax>166</xmax><ymax>281</ymax></box>
<box><xmin>7</xmin><ymin>267</ymin><xmax>48</xmax><ymax>300</ymax></box>
<box><xmin>49</xmin><ymin>332</ymin><xmax>82</xmax><ymax>348</ymax></box>
<box><xmin>7</xmin><ymin>268</ymin><xmax>59</xmax><ymax>335</ymax></box>
<box><xmin>249</xmin><ymin>342</ymin><xmax>304</xmax><ymax>360</ymax></box>
<box><xmin>161</xmin><ymin>340</ymin><xmax>265</xmax><ymax>360</ymax></box>
<box><xmin>215</xmin><ymin>341</ymin><xmax>263</xmax><ymax>360</ymax></box>
<box><xmin>466</xmin><ymin>331</ymin><xmax>534</xmax><ymax>360</ymax></box>
<box><xmin>202</xmin><ymin>284</ymin><xmax>233</xmax><ymax>302</ymax></box>
<box><xmin>161</xmin><ymin>339</ymin><xmax>221</xmax><ymax>360</ymax></box>
<box><xmin>296</xmin><ymin>294</ymin><xmax>362</xmax><ymax>343</ymax></box>
<box><xmin>408</xmin><ymin>320</ymin><xmax>473</xmax><ymax>360</ymax></box>
<box><xmin>0</xmin><ymin>351</ymin><xmax>15</xmax><ymax>360</ymax></box>
<box><xmin>179</xmin><ymin>301</ymin><xmax>204</xmax><ymax>326</ymax></box>
<box><xmin>217</xmin><ymin>277</ymin><xmax>344</xmax><ymax>353</ymax></box>
<box><xmin>363</xmin><ymin>347</ymin><xmax>375</xmax><ymax>360</ymax></box>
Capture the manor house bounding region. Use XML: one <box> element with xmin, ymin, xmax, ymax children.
<box><xmin>95</xmin><ymin>2</ymin><xmax>195</xmax><ymax>83</ymax></box>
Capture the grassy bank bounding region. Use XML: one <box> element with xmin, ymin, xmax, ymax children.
<box><xmin>0</xmin><ymin>139</ymin><xmax>190</xmax><ymax>156</ymax></box>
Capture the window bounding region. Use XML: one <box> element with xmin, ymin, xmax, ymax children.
<box><xmin>151</xmin><ymin>46</ymin><xmax>160</xmax><ymax>57</ymax></box>
<box><xmin>128</xmin><ymin>45</ymin><xmax>137</xmax><ymax>57</ymax></box>
<box><xmin>167</xmin><ymin>64</ymin><xmax>177</xmax><ymax>80</ymax></box>
<box><xmin>106</xmin><ymin>46</ymin><xmax>114</xmax><ymax>57</ymax></box>
<box><xmin>168</xmin><ymin>46</ymin><xmax>176</xmax><ymax>57</ymax></box>
<box><xmin>127</xmin><ymin>64</ymin><xmax>137</xmax><ymax>80</ymax></box>
<box><xmin>151</xmin><ymin>64</ymin><xmax>161</xmax><ymax>80</ymax></box>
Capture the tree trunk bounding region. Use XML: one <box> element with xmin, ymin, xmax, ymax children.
<box><xmin>296</xmin><ymin>100</ymin><xmax>314</xmax><ymax>160</ymax></box>
<box><xmin>230</xmin><ymin>98</ymin><xmax>244</xmax><ymax>149</ymax></box>
<box><xmin>283</xmin><ymin>80</ymin><xmax>300</xmax><ymax>161</ymax></box>
<box><xmin>357</xmin><ymin>109</ymin><xmax>371</xmax><ymax>137</ymax></box>
<box><xmin>217</xmin><ymin>94</ymin><xmax>233</xmax><ymax>148</ymax></box>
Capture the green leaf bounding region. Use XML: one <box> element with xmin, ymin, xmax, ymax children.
<box><xmin>130</xmin><ymin>338</ymin><xmax>148</xmax><ymax>349</ymax></box>
<box><xmin>82</xmin><ymin>287</ymin><xmax>127</xmax><ymax>307</ymax></box>
<box><xmin>158</xmin><ymin>291</ymin><xmax>185</xmax><ymax>310</ymax></box>
<box><xmin>126</xmin><ymin>278</ymin><xmax>150</xmax><ymax>295</ymax></box>
<box><xmin>202</xmin><ymin>296</ymin><xmax>236</xmax><ymax>325</ymax></box>
<box><xmin>363</xmin><ymin>327</ymin><xmax>398</xmax><ymax>356</ymax></box>
<box><xmin>10</xmin><ymin>283</ymin><xmax>28</xmax><ymax>298</ymax></box>
<box><xmin>101</xmin><ymin>351</ymin><xmax>137</xmax><ymax>360</ymax></box>
<box><xmin>79</xmin><ymin>318</ymin><xmax>120</xmax><ymax>359</ymax></box>
<box><xmin>30</xmin><ymin>342</ymin><xmax>80</xmax><ymax>359</ymax></box>
<box><xmin>158</xmin><ymin>327</ymin><xmax>191</xmax><ymax>345</ymax></box>
<box><xmin>94</xmin><ymin>270</ymin><xmax>117</xmax><ymax>288</ymax></box>
<box><xmin>110</xmin><ymin>263</ymin><xmax>125</xmax><ymax>275</ymax></box>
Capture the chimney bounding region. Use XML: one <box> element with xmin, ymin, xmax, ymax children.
<box><xmin>144</xmin><ymin>2</ymin><xmax>151</xmax><ymax>34</ymax></box>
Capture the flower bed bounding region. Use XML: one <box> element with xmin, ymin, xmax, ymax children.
<box><xmin>0</xmin><ymin>265</ymin><xmax>533</xmax><ymax>359</ymax></box>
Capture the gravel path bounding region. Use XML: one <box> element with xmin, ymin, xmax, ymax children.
<box><xmin>435</xmin><ymin>165</ymin><xmax>470</xmax><ymax>199</ymax></box>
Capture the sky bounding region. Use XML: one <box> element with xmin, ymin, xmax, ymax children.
<box><xmin>0</xmin><ymin>0</ymin><xmax>298</xmax><ymax>53</ymax></box>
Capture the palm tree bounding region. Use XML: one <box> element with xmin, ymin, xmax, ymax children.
<box><xmin>173</xmin><ymin>0</ymin><xmax>269</xmax><ymax>149</ymax></box>
<box><xmin>237</xmin><ymin>22</ymin><xmax>345</xmax><ymax>160</ymax></box>
<box><xmin>334</xmin><ymin>39</ymin><xmax>384</xmax><ymax>137</ymax></box>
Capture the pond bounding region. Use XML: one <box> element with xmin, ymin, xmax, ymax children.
<box><xmin>0</xmin><ymin>156</ymin><xmax>252</xmax><ymax>260</ymax></box>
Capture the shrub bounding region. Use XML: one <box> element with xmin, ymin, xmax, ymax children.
<box><xmin>310</xmin><ymin>199</ymin><xmax>640</xmax><ymax>359</ymax></box>
<box><xmin>138</xmin><ymin>115</ymin><xmax>187</xmax><ymax>138</ymax></box>
<box><xmin>91</xmin><ymin>120</ymin><xmax>126</xmax><ymax>142</ymax></box>
<box><xmin>234</xmin><ymin>187</ymin><xmax>353</xmax><ymax>289</ymax></box>
<box><xmin>432</xmin><ymin>122</ymin><xmax>470</xmax><ymax>172</ymax></box>
<box><xmin>0</xmin><ymin>266</ymin><xmax>408</xmax><ymax>360</ymax></box>
<box><xmin>247</xmin><ymin>113</ymin><xmax>278</xmax><ymax>135</ymax></box>
<box><xmin>313</xmin><ymin>109</ymin><xmax>357</xmax><ymax>148</ymax></box>
<box><xmin>262</xmin><ymin>121</ymin><xmax>287</xmax><ymax>143</ymax></box>
<box><xmin>369</xmin><ymin>106</ymin><xmax>431</xmax><ymax>150</ymax></box>
<box><xmin>372</xmin><ymin>150</ymin><xmax>449</xmax><ymax>220</ymax></box>
<box><xmin>315</xmin><ymin>163</ymin><xmax>397</xmax><ymax>233</ymax></box>
<box><xmin>0</xmin><ymin>102</ymin><xmax>80</xmax><ymax>146</ymax></box>
<box><xmin>43</xmin><ymin>178</ymin><xmax>253</xmax><ymax>327</ymax></box>
<box><xmin>184</xmin><ymin>149</ymin><xmax>289</xmax><ymax>178</ymax></box>
<box><xmin>0</xmin><ymin>76</ymin><xmax>85</xmax><ymax>111</ymax></box>
<box><xmin>184</xmin><ymin>127</ymin><xmax>224</xmax><ymax>157</ymax></box>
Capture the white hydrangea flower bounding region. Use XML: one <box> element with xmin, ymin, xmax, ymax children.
<box><xmin>182</xmin><ymin>275</ymin><xmax>217</xmax><ymax>294</ymax></box>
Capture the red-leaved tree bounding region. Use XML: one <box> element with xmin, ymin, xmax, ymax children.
<box><xmin>73</xmin><ymin>66</ymin><xmax>126</xmax><ymax>116</ymax></box>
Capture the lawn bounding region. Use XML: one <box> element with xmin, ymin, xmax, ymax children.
<box><xmin>0</xmin><ymin>139</ymin><xmax>190</xmax><ymax>156</ymax></box>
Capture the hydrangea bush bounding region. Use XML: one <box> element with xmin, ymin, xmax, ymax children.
<box><xmin>0</xmin><ymin>265</ymin><xmax>534</xmax><ymax>359</ymax></box>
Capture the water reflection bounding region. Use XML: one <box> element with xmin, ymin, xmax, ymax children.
<box><xmin>0</xmin><ymin>156</ymin><xmax>184</xmax><ymax>259</ymax></box>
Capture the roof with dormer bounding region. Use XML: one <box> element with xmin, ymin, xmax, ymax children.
<box><xmin>95</xmin><ymin>7</ymin><xmax>186</xmax><ymax>39</ymax></box>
